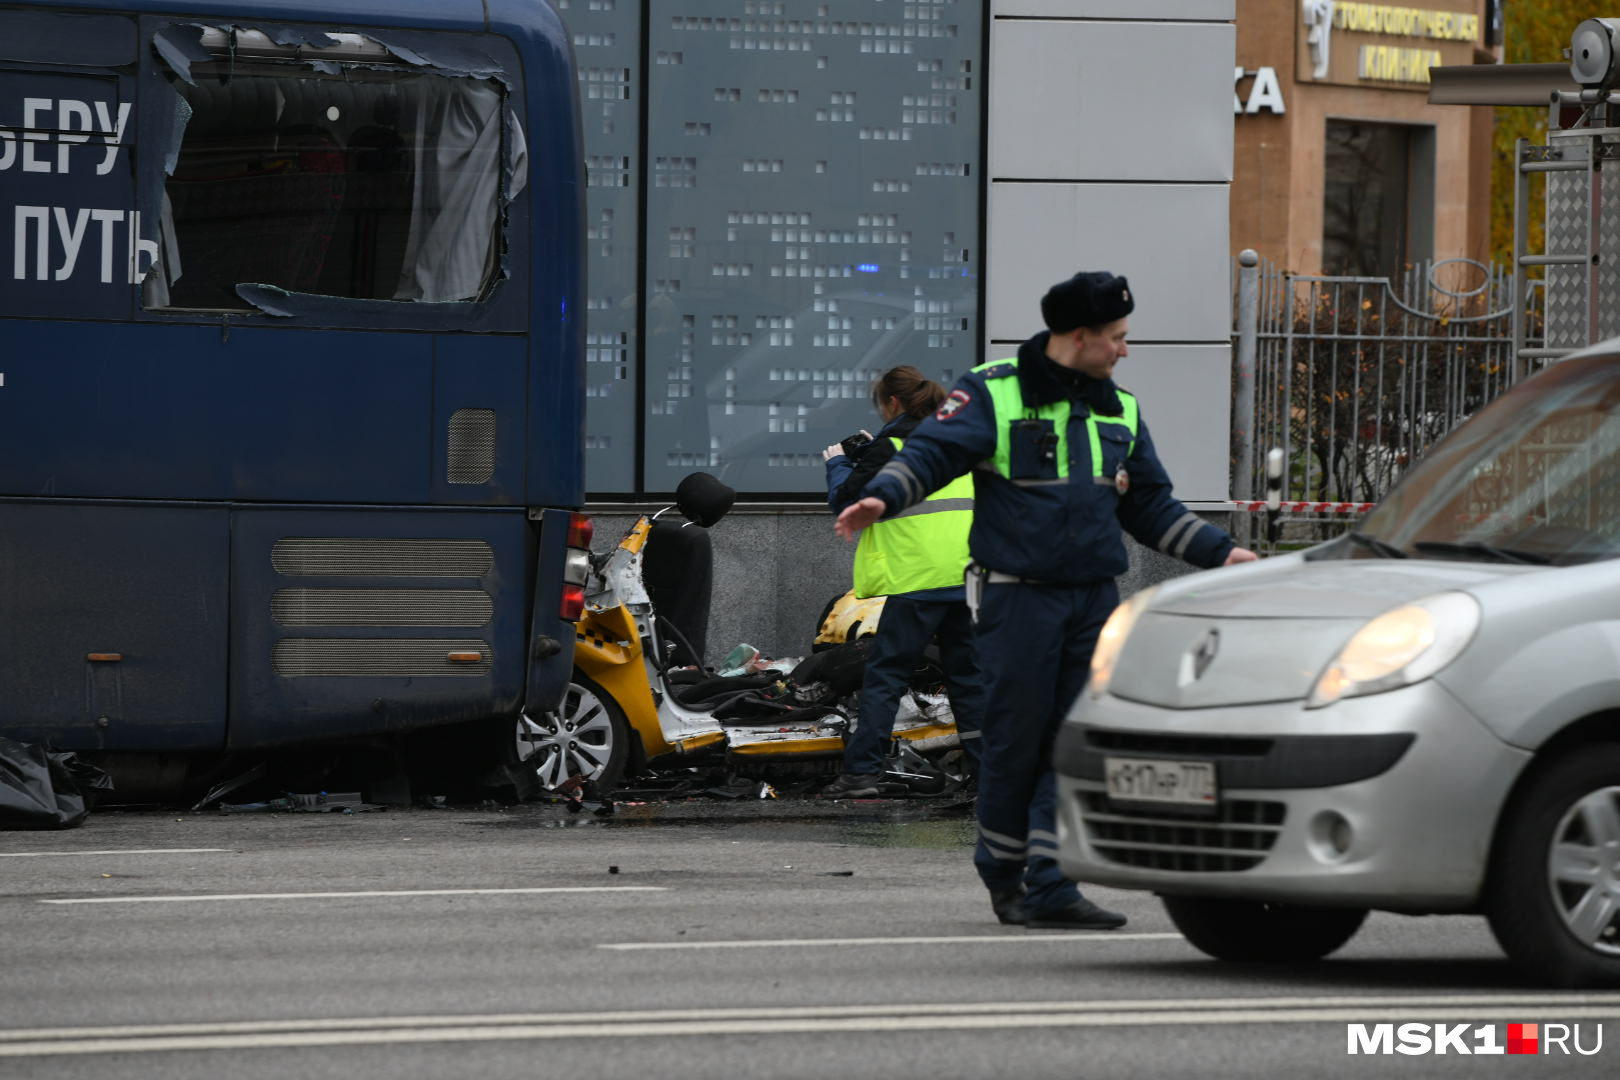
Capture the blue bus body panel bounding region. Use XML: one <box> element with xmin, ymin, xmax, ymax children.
<box><xmin>0</xmin><ymin>499</ymin><xmax>228</xmax><ymax>751</ymax></box>
<box><xmin>487</xmin><ymin>0</ymin><xmax>587</xmax><ymax>509</ymax></box>
<box><xmin>0</xmin><ymin>3</ymin><xmax>583</xmax><ymax>511</ymax></box>
<box><xmin>0</xmin><ymin>0</ymin><xmax>584</xmax><ymax>752</ymax></box>
<box><xmin>228</xmin><ymin>506</ymin><xmax>529</xmax><ymax>749</ymax></box>
<box><xmin>20</xmin><ymin>0</ymin><xmax>493</xmax><ymax>33</ymax></box>
<box><xmin>431</xmin><ymin>335</ymin><xmax>528</xmax><ymax>506</ymax></box>
<box><xmin>1</xmin><ymin>323</ymin><xmax>436</xmax><ymax>502</ymax></box>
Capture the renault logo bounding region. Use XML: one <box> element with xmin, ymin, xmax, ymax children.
<box><xmin>1190</xmin><ymin>628</ymin><xmax>1220</xmax><ymax>680</ymax></box>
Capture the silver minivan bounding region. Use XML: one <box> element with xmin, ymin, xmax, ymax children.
<box><xmin>1055</xmin><ymin>343</ymin><xmax>1620</xmax><ymax>988</ymax></box>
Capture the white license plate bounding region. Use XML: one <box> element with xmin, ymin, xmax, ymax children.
<box><xmin>1104</xmin><ymin>756</ymin><xmax>1217</xmax><ymax>806</ymax></box>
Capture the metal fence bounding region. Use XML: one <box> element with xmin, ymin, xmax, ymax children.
<box><xmin>1230</xmin><ymin>252</ymin><xmax>1539</xmax><ymax>551</ymax></box>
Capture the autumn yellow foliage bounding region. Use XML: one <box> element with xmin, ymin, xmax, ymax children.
<box><xmin>1491</xmin><ymin>2</ymin><xmax>1615</xmax><ymax>264</ymax></box>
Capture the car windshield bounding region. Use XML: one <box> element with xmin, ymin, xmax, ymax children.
<box><xmin>1350</xmin><ymin>353</ymin><xmax>1620</xmax><ymax>566</ymax></box>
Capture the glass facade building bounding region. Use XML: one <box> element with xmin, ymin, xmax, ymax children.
<box><xmin>556</xmin><ymin>0</ymin><xmax>983</xmax><ymax>497</ymax></box>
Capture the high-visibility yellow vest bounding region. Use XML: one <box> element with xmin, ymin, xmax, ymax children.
<box><xmin>977</xmin><ymin>357</ymin><xmax>1140</xmax><ymax>484</ymax></box>
<box><xmin>853</xmin><ymin>436</ymin><xmax>974</xmax><ymax>598</ymax></box>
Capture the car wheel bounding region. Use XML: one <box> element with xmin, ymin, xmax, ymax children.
<box><xmin>1162</xmin><ymin>895</ymin><xmax>1367</xmax><ymax>962</ymax></box>
<box><xmin>1485</xmin><ymin>745</ymin><xmax>1620</xmax><ymax>988</ymax></box>
<box><xmin>518</xmin><ymin>671</ymin><xmax>632</xmax><ymax>793</ymax></box>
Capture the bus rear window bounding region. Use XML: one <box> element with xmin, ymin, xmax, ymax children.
<box><xmin>150</xmin><ymin>64</ymin><xmax>505</xmax><ymax>310</ymax></box>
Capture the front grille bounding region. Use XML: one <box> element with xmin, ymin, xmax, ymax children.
<box><xmin>271</xmin><ymin>588</ymin><xmax>493</xmax><ymax>627</ymax></box>
<box><xmin>272</xmin><ymin>638</ymin><xmax>491</xmax><ymax>677</ymax></box>
<box><xmin>1085</xmin><ymin>730</ymin><xmax>1273</xmax><ymax>758</ymax></box>
<box><xmin>1080</xmin><ymin>792</ymin><xmax>1286</xmax><ymax>872</ymax></box>
<box><xmin>447</xmin><ymin>408</ymin><xmax>496</xmax><ymax>484</ymax></box>
<box><xmin>271</xmin><ymin>538</ymin><xmax>494</xmax><ymax>577</ymax></box>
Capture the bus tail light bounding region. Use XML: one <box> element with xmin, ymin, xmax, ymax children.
<box><xmin>560</xmin><ymin>583</ymin><xmax>586</xmax><ymax>622</ymax></box>
<box><xmin>566</xmin><ymin>511</ymin><xmax>593</xmax><ymax>550</ymax></box>
<box><xmin>560</xmin><ymin>511</ymin><xmax>592</xmax><ymax>622</ymax></box>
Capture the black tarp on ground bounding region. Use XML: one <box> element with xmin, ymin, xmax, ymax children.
<box><xmin>0</xmin><ymin>736</ymin><xmax>114</xmax><ymax>829</ymax></box>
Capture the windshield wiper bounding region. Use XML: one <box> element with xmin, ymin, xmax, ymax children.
<box><xmin>1411</xmin><ymin>540</ymin><xmax>1550</xmax><ymax>565</ymax></box>
<box><xmin>1346</xmin><ymin>531</ymin><xmax>1408</xmax><ymax>559</ymax></box>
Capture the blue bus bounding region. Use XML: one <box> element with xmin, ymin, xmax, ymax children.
<box><xmin>0</xmin><ymin>0</ymin><xmax>589</xmax><ymax>800</ymax></box>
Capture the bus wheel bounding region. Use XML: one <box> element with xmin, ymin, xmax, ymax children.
<box><xmin>519</xmin><ymin>671</ymin><xmax>630</xmax><ymax>793</ymax></box>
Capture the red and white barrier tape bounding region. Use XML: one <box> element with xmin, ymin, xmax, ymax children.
<box><xmin>1233</xmin><ymin>501</ymin><xmax>1375</xmax><ymax>514</ymax></box>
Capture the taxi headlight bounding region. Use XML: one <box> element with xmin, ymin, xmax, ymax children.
<box><xmin>1306</xmin><ymin>592</ymin><xmax>1481</xmax><ymax>709</ymax></box>
<box><xmin>1088</xmin><ymin>585</ymin><xmax>1160</xmax><ymax>700</ymax></box>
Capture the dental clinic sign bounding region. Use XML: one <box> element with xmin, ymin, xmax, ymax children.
<box><xmin>1299</xmin><ymin>0</ymin><xmax>1481</xmax><ymax>91</ymax></box>
<box><xmin>1347</xmin><ymin>1023</ymin><xmax>1604</xmax><ymax>1055</ymax></box>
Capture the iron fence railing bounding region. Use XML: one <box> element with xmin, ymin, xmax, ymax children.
<box><xmin>1230</xmin><ymin>253</ymin><xmax>1543</xmax><ymax>550</ymax></box>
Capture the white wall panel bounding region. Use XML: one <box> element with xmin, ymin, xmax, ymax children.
<box><xmin>986</xmin><ymin>182</ymin><xmax>1230</xmax><ymax>344</ymax></box>
<box><xmin>1109</xmin><ymin>344</ymin><xmax>1231</xmax><ymax>502</ymax></box>
<box><xmin>994</xmin><ymin>0</ymin><xmax>1235</xmax><ymax>20</ymax></box>
<box><xmin>989</xmin><ymin>20</ymin><xmax>1234</xmax><ymax>182</ymax></box>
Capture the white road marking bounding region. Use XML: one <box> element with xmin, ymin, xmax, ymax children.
<box><xmin>0</xmin><ymin>849</ymin><xmax>231</xmax><ymax>858</ymax></box>
<box><xmin>38</xmin><ymin>886</ymin><xmax>667</xmax><ymax>905</ymax></box>
<box><xmin>600</xmin><ymin>932</ymin><xmax>1186</xmax><ymax>950</ymax></box>
<box><xmin>3</xmin><ymin>995</ymin><xmax>1618</xmax><ymax>1057</ymax></box>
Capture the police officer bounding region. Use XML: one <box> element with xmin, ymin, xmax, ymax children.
<box><xmin>835</xmin><ymin>271</ymin><xmax>1257</xmax><ymax>928</ymax></box>
<box><xmin>821</xmin><ymin>366</ymin><xmax>982</xmax><ymax>797</ymax></box>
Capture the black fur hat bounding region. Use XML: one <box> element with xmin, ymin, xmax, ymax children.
<box><xmin>1040</xmin><ymin>271</ymin><xmax>1134</xmax><ymax>333</ymax></box>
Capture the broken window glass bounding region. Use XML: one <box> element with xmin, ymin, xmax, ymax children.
<box><xmin>150</xmin><ymin>59</ymin><xmax>505</xmax><ymax>310</ymax></box>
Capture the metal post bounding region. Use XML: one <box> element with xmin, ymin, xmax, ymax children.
<box><xmin>1511</xmin><ymin>136</ymin><xmax>1529</xmax><ymax>383</ymax></box>
<box><xmin>1233</xmin><ymin>249</ymin><xmax>1260</xmax><ymax>502</ymax></box>
<box><xmin>1280</xmin><ymin>276</ymin><xmax>1296</xmax><ymax>502</ymax></box>
<box><xmin>1588</xmin><ymin>110</ymin><xmax>1603</xmax><ymax>349</ymax></box>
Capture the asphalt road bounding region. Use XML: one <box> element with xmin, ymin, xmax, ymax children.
<box><xmin>1</xmin><ymin>796</ymin><xmax>1614</xmax><ymax>1080</ymax></box>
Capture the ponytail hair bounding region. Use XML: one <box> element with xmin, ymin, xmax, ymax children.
<box><xmin>872</xmin><ymin>365</ymin><xmax>946</xmax><ymax>420</ymax></box>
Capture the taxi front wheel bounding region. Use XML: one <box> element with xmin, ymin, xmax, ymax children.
<box><xmin>520</xmin><ymin>671</ymin><xmax>633</xmax><ymax>793</ymax></box>
<box><xmin>1161</xmin><ymin>895</ymin><xmax>1367</xmax><ymax>962</ymax></box>
<box><xmin>1486</xmin><ymin>745</ymin><xmax>1620</xmax><ymax>988</ymax></box>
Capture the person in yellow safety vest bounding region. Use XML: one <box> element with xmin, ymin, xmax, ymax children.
<box><xmin>819</xmin><ymin>366</ymin><xmax>983</xmax><ymax>798</ymax></box>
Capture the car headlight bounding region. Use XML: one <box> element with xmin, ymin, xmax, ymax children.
<box><xmin>1088</xmin><ymin>584</ymin><xmax>1160</xmax><ymax>700</ymax></box>
<box><xmin>1306</xmin><ymin>591</ymin><xmax>1481</xmax><ymax>709</ymax></box>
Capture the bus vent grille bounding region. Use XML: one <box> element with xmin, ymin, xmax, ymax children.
<box><xmin>448</xmin><ymin>409</ymin><xmax>496</xmax><ymax>484</ymax></box>
<box><xmin>272</xmin><ymin>589</ymin><xmax>493</xmax><ymax>627</ymax></box>
<box><xmin>272</xmin><ymin>639</ymin><xmax>492</xmax><ymax>677</ymax></box>
<box><xmin>271</xmin><ymin>538</ymin><xmax>494</xmax><ymax>577</ymax></box>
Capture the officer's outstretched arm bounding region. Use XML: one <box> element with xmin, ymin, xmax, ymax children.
<box><xmin>1117</xmin><ymin>419</ymin><xmax>1236</xmax><ymax>569</ymax></box>
<box><xmin>835</xmin><ymin>496</ymin><xmax>888</xmax><ymax>541</ymax></box>
<box><xmin>862</xmin><ymin>376</ymin><xmax>995</xmax><ymax>514</ymax></box>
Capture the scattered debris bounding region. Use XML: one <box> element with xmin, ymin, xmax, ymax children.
<box><xmin>0</xmin><ymin>736</ymin><xmax>114</xmax><ymax>830</ymax></box>
<box><xmin>190</xmin><ymin>763</ymin><xmax>273</xmax><ymax>812</ymax></box>
<box><xmin>218</xmin><ymin>791</ymin><xmax>384</xmax><ymax>814</ymax></box>
<box><xmin>699</xmin><ymin>775</ymin><xmax>777</xmax><ymax>800</ymax></box>
<box><xmin>715</xmin><ymin>643</ymin><xmax>802</xmax><ymax>678</ymax></box>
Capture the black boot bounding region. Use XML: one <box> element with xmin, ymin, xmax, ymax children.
<box><xmin>989</xmin><ymin>886</ymin><xmax>1027</xmax><ymax>926</ymax></box>
<box><xmin>1025</xmin><ymin>896</ymin><xmax>1127</xmax><ymax>930</ymax></box>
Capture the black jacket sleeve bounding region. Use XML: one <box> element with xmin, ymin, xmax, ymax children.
<box><xmin>832</xmin><ymin>438</ymin><xmax>898</xmax><ymax>511</ymax></box>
